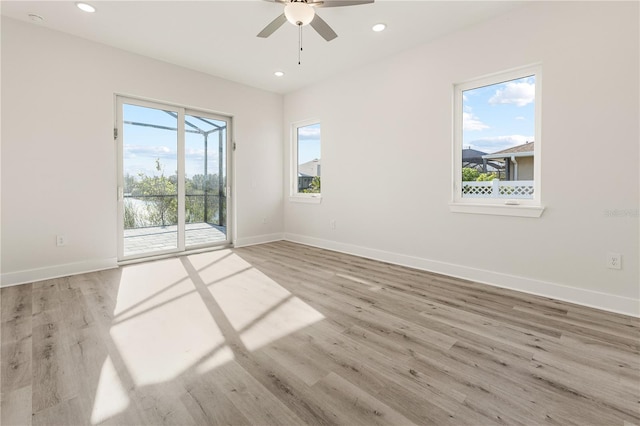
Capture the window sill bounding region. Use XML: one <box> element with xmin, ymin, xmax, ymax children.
<box><xmin>449</xmin><ymin>203</ymin><xmax>544</xmax><ymax>218</ymax></box>
<box><xmin>289</xmin><ymin>195</ymin><xmax>322</xmax><ymax>204</ymax></box>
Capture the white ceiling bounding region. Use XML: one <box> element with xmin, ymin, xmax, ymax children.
<box><xmin>1</xmin><ymin>1</ymin><xmax>525</xmax><ymax>94</ymax></box>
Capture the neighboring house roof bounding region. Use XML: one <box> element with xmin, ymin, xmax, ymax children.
<box><xmin>463</xmin><ymin>148</ymin><xmax>486</xmax><ymax>165</ymax></box>
<box><xmin>483</xmin><ymin>141</ymin><xmax>534</xmax><ymax>160</ymax></box>
<box><xmin>462</xmin><ymin>148</ymin><xmax>488</xmax><ymax>162</ymax></box>
<box><xmin>492</xmin><ymin>141</ymin><xmax>534</xmax><ymax>155</ymax></box>
<box><xmin>298</xmin><ymin>159</ymin><xmax>321</xmax><ymax>177</ymax></box>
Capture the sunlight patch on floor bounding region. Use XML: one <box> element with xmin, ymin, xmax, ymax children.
<box><xmin>188</xmin><ymin>251</ymin><xmax>326</xmax><ymax>352</ymax></box>
<box><xmin>195</xmin><ymin>345</ymin><xmax>236</xmax><ymax>375</ymax></box>
<box><xmin>110</xmin><ymin>258</ymin><xmax>231</xmax><ymax>386</ymax></box>
<box><xmin>240</xmin><ymin>294</ymin><xmax>326</xmax><ymax>351</ymax></box>
<box><xmin>92</xmin><ymin>249</ymin><xmax>325</xmax><ymax>423</ymax></box>
<box><xmin>90</xmin><ymin>356</ymin><xmax>129</xmax><ymax>425</ymax></box>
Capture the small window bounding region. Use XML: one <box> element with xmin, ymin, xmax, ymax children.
<box><xmin>451</xmin><ymin>66</ymin><xmax>543</xmax><ymax>217</ymax></box>
<box><xmin>292</xmin><ymin>121</ymin><xmax>321</xmax><ymax>199</ymax></box>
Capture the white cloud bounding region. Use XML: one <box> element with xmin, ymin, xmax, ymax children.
<box><xmin>185</xmin><ymin>148</ymin><xmax>205</xmax><ymax>158</ymax></box>
<box><xmin>469</xmin><ymin>135</ymin><xmax>533</xmax><ymax>153</ymax></box>
<box><xmin>515</xmin><ymin>116</ymin><xmax>525</xmax><ymax>120</ymax></box>
<box><xmin>298</xmin><ymin>126</ymin><xmax>321</xmax><ymax>141</ymax></box>
<box><xmin>124</xmin><ymin>145</ymin><xmax>174</xmax><ymax>159</ymax></box>
<box><xmin>463</xmin><ymin>112</ymin><xmax>489</xmax><ymax>131</ymax></box>
<box><xmin>489</xmin><ymin>81</ymin><xmax>534</xmax><ymax>107</ymax></box>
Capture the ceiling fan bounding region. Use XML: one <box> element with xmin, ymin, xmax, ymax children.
<box><xmin>257</xmin><ymin>0</ymin><xmax>375</xmax><ymax>42</ymax></box>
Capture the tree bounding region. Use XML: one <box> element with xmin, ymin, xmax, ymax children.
<box><xmin>125</xmin><ymin>161</ymin><xmax>227</xmax><ymax>228</ymax></box>
<box><xmin>462</xmin><ymin>167</ymin><xmax>499</xmax><ymax>182</ymax></box>
<box><xmin>123</xmin><ymin>173</ymin><xmax>137</xmax><ymax>194</ymax></box>
<box><xmin>134</xmin><ymin>158</ymin><xmax>178</xmax><ymax>226</ymax></box>
<box><xmin>462</xmin><ymin>167</ymin><xmax>480</xmax><ymax>181</ymax></box>
<box><xmin>302</xmin><ymin>176</ymin><xmax>321</xmax><ymax>194</ymax></box>
<box><xmin>476</xmin><ymin>172</ymin><xmax>498</xmax><ymax>181</ymax></box>
<box><xmin>184</xmin><ymin>174</ymin><xmax>221</xmax><ymax>224</ymax></box>
<box><xmin>124</xmin><ymin>199</ymin><xmax>137</xmax><ymax>229</ymax></box>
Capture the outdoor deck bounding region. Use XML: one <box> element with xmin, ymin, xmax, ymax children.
<box><xmin>124</xmin><ymin>223</ymin><xmax>227</xmax><ymax>257</ymax></box>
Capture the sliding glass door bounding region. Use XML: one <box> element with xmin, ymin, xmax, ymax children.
<box><xmin>184</xmin><ymin>112</ymin><xmax>227</xmax><ymax>249</ymax></box>
<box><xmin>116</xmin><ymin>97</ymin><xmax>230</xmax><ymax>260</ymax></box>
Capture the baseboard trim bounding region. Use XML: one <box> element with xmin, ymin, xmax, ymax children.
<box><xmin>1</xmin><ymin>258</ymin><xmax>118</xmax><ymax>288</ymax></box>
<box><xmin>234</xmin><ymin>233</ymin><xmax>285</xmax><ymax>248</ymax></box>
<box><xmin>0</xmin><ymin>231</ymin><xmax>287</xmax><ymax>287</ymax></box>
<box><xmin>283</xmin><ymin>233</ymin><xmax>639</xmax><ymax>318</ymax></box>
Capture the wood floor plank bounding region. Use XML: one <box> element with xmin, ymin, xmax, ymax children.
<box><xmin>129</xmin><ymin>381</ymin><xmax>197</xmax><ymax>426</ymax></box>
<box><xmin>261</xmin><ymin>339</ymin><xmax>331</xmax><ymax>386</ymax></box>
<box><xmin>180</xmin><ymin>370</ymin><xmax>252</xmax><ymax>426</ymax></box>
<box><xmin>0</xmin><ymin>386</ymin><xmax>32</xmax><ymax>426</ymax></box>
<box><xmin>1</xmin><ymin>337</ymin><xmax>32</xmax><ymax>394</ymax></box>
<box><xmin>32</xmin><ymin>396</ymin><xmax>88</xmax><ymax>426</ymax></box>
<box><xmin>251</xmin><ymin>258</ymin><xmax>459</xmax><ymax>355</ymax></box>
<box><xmin>513</xmin><ymin>304</ymin><xmax>640</xmax><ymax>341</ymax></box>
<box><xmin>1</xmin><ymin>241</ymin><xmax>638</xmax><ymax>425</ymax></box>
<box><xmin>207</xmin><ymin>360</ymin><xmax>305</xmax><ymax>426</ymax></box>
<box><xmin>529</xmin><ymin>352</ymin><xmax>640</xmax><ymax>422</ymax></box>
<box><xmin>1</xmin><ymin>284</ymin><xmax>33</xmax><ymax>347</ymax></box>
<box><xmin>31</xmin><ymin>309</ymin><xmax>81</xmax><ymax>414</ymax></box>
<box><xmin>311</xmin><ymin>372</ymin><xmax>417</xmax><ymax>426</ymax></box>
<box><xmin>1</xmin><ymin>284</ymin><xmax>32</xmax><ymax>323</ymax></box>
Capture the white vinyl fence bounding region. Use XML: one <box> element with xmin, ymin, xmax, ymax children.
<box><xmin>462</xmin><ymin>180</ymin><xmax>534</xmax><ymax>199</ymax></box>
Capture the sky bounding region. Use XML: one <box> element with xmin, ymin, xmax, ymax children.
<box><xmin>123</xmin><ymin>104</ymin><xmax>226</xmax><ymax>180</ymax></box>
<box><xmin>463</xmin><ymin>75</ymin><xmax>535</xmax><ymax>153</ymax></box>
<box><xmin>297</xmin><ymin>122</ymin><xmax>321</xmax><ymax>165</ymax></box>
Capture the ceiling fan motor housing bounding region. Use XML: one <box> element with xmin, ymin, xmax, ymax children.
<box><xmin>284</xmin><ymin>2</ymin><xmax>315</xmax><ymax>26</ymax></box>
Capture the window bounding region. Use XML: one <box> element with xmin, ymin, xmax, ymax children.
<box><xmin>291</xmin><ymin>120</ymin><xmax>321</xmax><ymax>201</ymax></box>
<box><xmin>451</xmin><ymin>65</ymin><xmax>543</xmax><ymax>217</ymax></box>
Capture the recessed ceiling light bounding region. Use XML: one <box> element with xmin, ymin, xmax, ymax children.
<box><xmin>274</xmin><ymin>71</ymin><xmax>285</xmax><ymax>77</ymax></box>
<box><xmin>76</xmin><ymin>2</ymin><xmax>96</xmax><ymax>13</ymax></box>
<box><xmin>28</xmin><ymin>14</ymin><xmax>44</xmax><ymax>23</ymax></box>
<box><xmin>372</xmin><ymin>23</ymin><xmax>386</xmax><ymax>32</ymax></box>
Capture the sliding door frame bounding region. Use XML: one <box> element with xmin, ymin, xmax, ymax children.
<box><xmin>115</xmin><ymin>95</ymin><xmax>233</xmax><ymax>262</ymax></box>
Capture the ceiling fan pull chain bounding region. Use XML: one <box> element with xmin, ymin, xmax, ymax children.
<box><xmin>298</xmin><ymin>24</ymin><xmax>302</xmax><ymax>65</ymax></box>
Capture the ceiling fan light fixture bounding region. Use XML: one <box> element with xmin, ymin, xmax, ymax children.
<box><xmin>284</xmin><ymin>2</ymin><xmax>315</xmax><ymax>26</ymax></box>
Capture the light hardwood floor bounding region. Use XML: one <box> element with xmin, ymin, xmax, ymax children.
<box><xmin>1</xmin><ymin>241</ymin><xmax>639</xmax><ymax>425</ymax></box>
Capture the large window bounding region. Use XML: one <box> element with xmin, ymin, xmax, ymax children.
<box><xmin>291</xmin><ymin>121</ymin><xmax>321</xmax><ymax>200</ymax></box>
<box><xmin>451</xmin><ymin>65</ymin><xmax>543</xmax><ymax>217</ymax></box>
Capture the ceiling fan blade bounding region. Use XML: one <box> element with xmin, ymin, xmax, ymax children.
<box><xmin>310</xmin><ymin>14</ymin><xmax>338</xmax><ymax>41</ymax></box>
<box><xmin>311</xmin><ymin>0</ymin><xmax>374</xmax><ymax>8</ymax></box>
<box><xmin>257</xmin><ymin>13</ymin><xmax>288</xmax><ymax>38</ymax></box>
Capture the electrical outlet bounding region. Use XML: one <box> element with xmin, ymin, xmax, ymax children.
<box><xmin>607</xmin><ymin>253</ymin><xmax>622</xmax><ymax>270</ymax></box>
<box><xmin>56</xmin><ymin>235</ymin><xmax>67</xmax><ymax>247</ymax></box>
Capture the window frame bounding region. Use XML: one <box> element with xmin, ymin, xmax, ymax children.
<box><xmin>450</xmin><ymin>64</ymin><xmax>544</xmax><ymax>218</ymax></box>
<box><xmin>290</xmin><ymin>119</ymin><xmax>322</xmax><ymax>203</ymax></box>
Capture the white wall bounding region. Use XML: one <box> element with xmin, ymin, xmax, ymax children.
<box><xmin>1</xmin><ymin>17</ymin><xmax>284</xmax><ymax>285</ymax></box>
<box><xmin>283</xmin><ymin>2</ymin><xmax>640</xmax><ymax>316</ymax></box>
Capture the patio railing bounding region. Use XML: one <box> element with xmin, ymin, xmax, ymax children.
<box><xmin>462</xmin><ymin>180</ymin><xmax>534</xmax><ymax>199</ymax></box>
<box><xmin>124</xmin><ymin>193</ymin><xmax>226</xmax><ymax>229</ymax></box>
